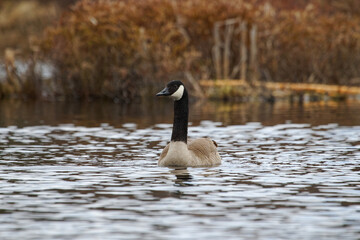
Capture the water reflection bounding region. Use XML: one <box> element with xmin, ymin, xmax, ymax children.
<box><xmin>1</xmin><ymin>99</ymin><xmax>360</xmax><ymax>127</ymax></box>
<box><xmin>170</xmin><ymin>168</ymin><xmax>193</xmax><ymax>187</ymax></box>
<box><xmin>0</xmin><ymin>99</ymin><xmax>360</xmax><ymax>239</ymax></box>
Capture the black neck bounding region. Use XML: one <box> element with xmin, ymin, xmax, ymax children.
<box><xmin>171</xmin><ymin>89</ymin><xmax>188</xmax><ymax>143</ymax></box>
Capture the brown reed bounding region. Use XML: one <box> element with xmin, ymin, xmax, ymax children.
<box><xmin>1</xmin><ymin>0</ymin><xmax>360</xmax><ymax>100</ymax></box>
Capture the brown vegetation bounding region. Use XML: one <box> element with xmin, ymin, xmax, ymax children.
<box><xmin>1</xmin><ymin>0</ymin><xmax>360</xmax><ymax>101</ymax></box>
<box><xmin>0</xmin><ymin>0</ymin><xmax>67</xmax><ymax>56</ymax></box>
<box><xmin>0</xmin><ymin>0</ymin><xmax>75</xmax><ymax>99</ymax></box>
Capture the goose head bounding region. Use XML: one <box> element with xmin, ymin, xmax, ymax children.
<box><xmin>156</xmin><ymin>80</ymin><xmax>185</xmax><ymax>101</ymax></box>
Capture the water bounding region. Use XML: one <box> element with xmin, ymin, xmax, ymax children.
<box><xmin>1</xmin><ymin>100</ymin><xmax>360</xmax><ymax>240</ymax></box>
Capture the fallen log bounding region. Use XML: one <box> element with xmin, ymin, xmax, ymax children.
<box><xmin>200</xmin><ymin>80</ymin><xmax>360</xmax><ymax>95</ymax></box>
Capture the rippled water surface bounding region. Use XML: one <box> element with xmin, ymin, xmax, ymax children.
<box><xmin>1</xmin><ymin>100</ymin><xmax>360</xmax><ymax>240</ymax></box>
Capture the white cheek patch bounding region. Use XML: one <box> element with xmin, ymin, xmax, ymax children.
<box><xmin>170</xmin><ymin>85</ymin><xmax>184</xmax><ymax>101</ymax></box>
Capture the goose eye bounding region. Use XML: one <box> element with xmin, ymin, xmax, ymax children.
<box><xmin>170</xmin><ymin>85</ymin><xmax>178</xmax><ymax>92</ymax></box>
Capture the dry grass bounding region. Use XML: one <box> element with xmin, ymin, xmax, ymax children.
<box><xmin>0</xmin><ymin>1</ymin><xmax>61</xmax><ymax>56</ymax></box>
<box><xmin>1</xmin><ymin>0</ymin><xmax>360</xmax><ymax>101</ymax></box>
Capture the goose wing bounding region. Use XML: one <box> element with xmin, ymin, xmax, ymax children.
<box><xmin>188</xmin><ymin>138</ymin><xmax>221</xmax><ymax>165</ymax></box>
<box><xmin>159</xmin><ymin>143</ymin><xmax>170</xmax><ymax>161</ymax></box>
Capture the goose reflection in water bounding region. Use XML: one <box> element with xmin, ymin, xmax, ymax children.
<box><xmin>170</xmin><ymin>168</ymin><xmax>193</xmax><ymax>187</ymax></box>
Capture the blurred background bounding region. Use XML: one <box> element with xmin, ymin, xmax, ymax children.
<box><xmin>1</xmin><ymin>3</ymin><xmax>360</xmax><ymax>240</ymax></box>
<box><xmin>0</xmin><ymin>0</ymin><xmax>360</xmax><ymax>102</ymax></box>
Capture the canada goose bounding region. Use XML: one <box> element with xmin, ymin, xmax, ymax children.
<box><xmin>156</xmin><ymin>80</ymin><xmax>221</xmax><ymax>167</ymax></box>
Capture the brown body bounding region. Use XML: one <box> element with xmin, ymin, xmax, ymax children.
<box><xmin>158</xmin><ymin>138</ymin><xmax>221</xmax><ymax>167</ymax></box>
